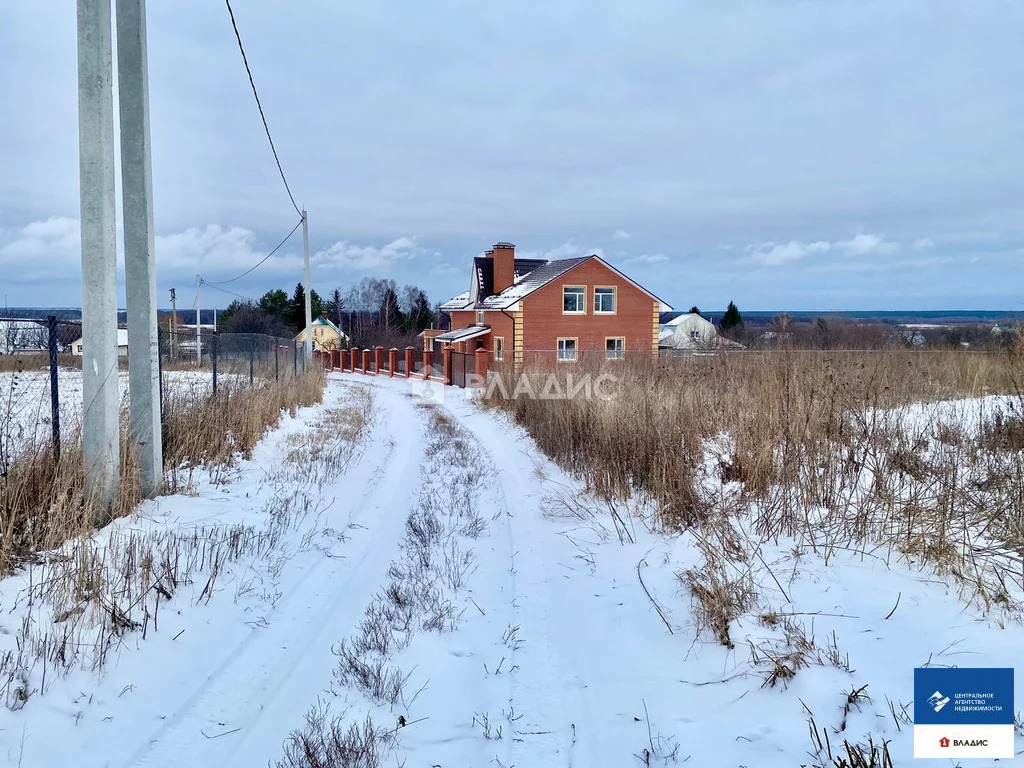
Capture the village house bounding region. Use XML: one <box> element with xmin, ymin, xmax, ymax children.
<box><xmin>429</xmin><ymin>241</ymin><xmax>671</xmax><ymax>365</ymax></box>
<box><xmin>71</xmin><ymin>327</ymin><xmax>130</xmax><ymax>357</ymax></box>
<box><xmin>295</xmin><ymin>312</ymin><xmax>350</xmax><ymax>352</ymax></box>
<box><xmin>658</xmin><ymin>311</ymin><xmax>742</xmax><ymax>351</ymax></box>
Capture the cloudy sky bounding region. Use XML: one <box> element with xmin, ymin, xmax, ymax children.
<box><xmin>2</xmin><ymin>0</ymin><xmax>1022</xmax><ymax>312</ymax></box>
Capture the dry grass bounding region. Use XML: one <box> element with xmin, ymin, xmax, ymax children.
<box><xmin>1</xmin><ymin>369</ymin><xmax>326</xmax><ymax>575</ymax></box>
<box><xmin>487</xmin><ymin>345</ymin><xmax>1024</xmax><ymax>643</ymax></box>
<box><xmin>1</xmin><ymin>373</ymin><xmax>362</xmax><ymax>711</ymax></box>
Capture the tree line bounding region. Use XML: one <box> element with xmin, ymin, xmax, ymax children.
<box><xmin>216</xmin><ymin>278</ymin><xmax>440</xmax><ymax>349</ymax></box>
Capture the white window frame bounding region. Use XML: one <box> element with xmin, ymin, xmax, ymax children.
<box><xmin>562</xmin><ymin>286</ymin><xmax>586</xmax><ymax>315</ymax></box>
<box><xmin>476</xmin><ymin>309</ymin><xmax>485</xmax><ymax>324</ymax></box>
<box><xmin>594</xmin><ymin>286</ymin><xmax>617</xmax><ymax>314</ymax></box>
<box><xmin>494</xmin><ymin>336</ymin><xmax>505</xmax><ymax>362</ymax></box>
<box><xmin>557</xmin><ymin>337</ymin><xmax>578</xmax><ymax>362</ymax></box>
<box><xmin>605</xmin><ymin>336</ymin><xmax>624</xmax><ymax>360</ymax></box>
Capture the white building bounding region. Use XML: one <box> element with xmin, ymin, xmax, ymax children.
<box><xmin>659</xmin><ymin>312</ymin><xmax>742</xmax><ymax>350</ymax></box>
<box><xmin>70</xmin><ymin>328</ymin><xmax>130</xmax><ymax>357</ymax></box>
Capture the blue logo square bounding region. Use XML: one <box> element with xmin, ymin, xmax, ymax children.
<box><xmin>914</xmin><ymin>668</ymin><xmax>1014</xmax><ymax>725</ymax></box>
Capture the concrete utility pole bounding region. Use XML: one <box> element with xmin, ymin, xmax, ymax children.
<box><xmin>77</xmin><ymin>0</ymin><xmax>120</xmax><ymax>514</ymax></box>
<box><xmin>195</xmin><ymin>274</ymin><xmax>202</xmax><ymax>364</ymax></box>
<box><xmin>302</xmin><ymin>210</ymin><xmax>312</xmax><ymax>360</ymax></box>
<box><xmin>117</xmin><ymin>0</ymin><xmax>162</xmax><ymax>496</ymax></box>
<box><xmin>169</xmin><ymin>287</ymin><xmax>177</xmax><ymax>361</ymax></box>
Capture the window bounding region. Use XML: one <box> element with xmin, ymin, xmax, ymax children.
<box><xmin>557</xmin><ymin>338</ymin><xmax>578</xmax><ymax>362</ymax></box>
<box><xmin>476</xmin><ymin>309</ymin><xmax>485</xmax><ymax>325</ymax></box>
<box><xmin>605</xmin><ymin>337</ymin><xmax>624</xmax><ymax>360</ymax></box>
<box><xmin>594</xmin><ymin>286</ymin><xmax>616</xmax><ymax>314</ymax></box>
<box><xmin>690</xmin><ymin>330</ymin><xmax>701</xmax><ymax>342</ymax></box>
<box><xmin>494</xmin><ymin>336</ymin><xmax>505</xmax><ymax>362</ymax></box>
<box><xmin>563</xmin><ymin>286</ymin><xmax>585</xmax><ymax>314</ymax></box>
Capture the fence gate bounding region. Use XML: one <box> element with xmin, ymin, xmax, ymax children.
<box><xmin>451</xmin><ymin>351</ymin><xmax>468</xmax><ymax>388</ymax></box>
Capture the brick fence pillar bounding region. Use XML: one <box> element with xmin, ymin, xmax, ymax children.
<box><xmin>443</xmin><ymin>346</ymin><xmax>452</xmax><ymax>386</ymax></box>
<box><xmin>422</xmin><ymin>349</ymin><xmax>432</xmax><ymax>380</ymax></box>
<box><xmin>374</xmin><ymin>346</ymin><xmax>384</xmax><ymax>374</ymax></box>
<box><xmin>339</xmin><ymin>349</ymin><xmax>348</xmax><ymax>371</ymax></box>
<box><xmin>362</xmin><ymin>349</ymin><xmax>370</xmax><ymax>373</ymax></box>
<box><xmin>404</xmin><ymin>346</ymin><xmax>414</xmax><ymax>378</ymax></box>
<box><xmin>332</xmin><ymin>349</ymin><xmax>340</xmax><ymax>369</ymax></box>
<box><xmin>388</xmin><ymin>348</ymin><xmax>398</xmax><ymax>378</ymax></box>
<box><xmin>474</xmin><ymin>347</ymin><xmax>488</xmax><ymax>388</ymax></box>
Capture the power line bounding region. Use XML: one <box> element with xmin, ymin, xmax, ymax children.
<box><xmin>203</xmin><ymin>217</ymin><xmax>303</xmax><ymax>285</ymax></box>
<box><xmin>200</xmin><ymin>281</ymin><xmax>254</xmax><ymax>303</ymax></box>
<box><xmin>224</xmin><ymin>0</ymin><xmax>302</xmax><ymax>217</ymax></box>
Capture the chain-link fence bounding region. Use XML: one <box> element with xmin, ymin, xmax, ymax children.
<box><xmin>0</xmin><ymin>317</ymin><xmax>310</xmax><ymax>462</ymax></box>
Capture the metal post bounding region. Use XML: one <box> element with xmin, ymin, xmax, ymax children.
<box><xmin>195</xmin><ymin>274</ymin><xmax>202</xmax><ymax>365</ymax></box>
<box><xmin>249</xmin><ymin>344</ymin><xmax>255</xmax><ymax>387</ymax></box>
<box><xmin>117</xmin><ymin>0</ymin><xmax>162</xmax><ymax>495</ymax></box>
<box><xmin>169</xmin><ymin>287</ymin><xmax>177</xmax><ymax>361</ymax></box>
<box><xmin>77</xmin><ymin>0</ymin><xmax>120</xmax><ymax>514</ymax></box>
<box><xmin>211</xmin><ymin>334</ymin><xmax>218</xmax><ymax>393</ymax></box>
<box><xmin>275</xmin><ymin>344</ymin><xmax>279</xmax><ymax>381</ymax></box>
<box><xmin>47</xmin><ymin>316</ymin><xmax>61</xmax><ymax>461</ymax></box>
<box><xmin>302</xmin><ymin>210</ymin><xmax>313</xmax><ymax>361</ymax></box>
<box><xmin>293</xmin><ymin>341</ymin><xmax>297</xmax><ymax>376</ymax></box>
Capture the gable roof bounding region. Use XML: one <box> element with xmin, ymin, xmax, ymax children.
<box><xmin>472</xmin><ymin>257</ymin><xmax>548</xmax><ymax>303</ymax></box>
<box><xmin>441</xmin><ymin>254</ymin><xmax>673</xmax><ymax>312</ymax></box>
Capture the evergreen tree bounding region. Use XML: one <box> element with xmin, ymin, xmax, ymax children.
<box><xmin>288</xmin><ymin>283</ymin><xmax>306</xmax><ymax>330</ymax></box>
<box><xmin>688</xmin><ymin>306</ymin><xmax>702</xmax><ymax>316</ymax></box>
<box><xmin>218</xmin><ymin>299</ymin><xmax>247</xmax><ymax>327</ymax></box>
<box><xmin>328</xmin><ymin>288</ymin><xmax>345</xmax><ymax>323</ymax></box>
<box><xmin>287</xmin><ymin>284</ymin><xmax>325</xmax><ymax>330</ymax></box>
<box><xmin>379</xmin><ymin>286</ymin><xmax>403</xmax><ymax>330</ymax></box>
<box><xmin>402</xmin><ymin>288</ymin><xmax>434</xmax><ymax>332</ymax></box>
<box><xmin>720</xmin><ymin>300</ymin><xmax>743</xmax><ymax>332</ymax></box>
<box><xmin>258</xmin><ymin>289</ymin><xmax>290</xmax><ymax>319</ymax></box>
<box><xmin>310</xmin><ymin>289</ymin><xmax>324</xmax><ymax>319</ymax></box>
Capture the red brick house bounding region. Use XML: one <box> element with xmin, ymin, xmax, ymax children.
<box><xmin>428</xmin><ymin>242</ymin><xmax>672</xmax><ymax>366</ymax></box>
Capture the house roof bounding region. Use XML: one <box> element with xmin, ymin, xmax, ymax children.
<box><xmin>70</xmin><ymin>328</ymin><xmax>129</xmax><ymax>347</ymax></box>
<box><xmin>472</xmin><ymin>257</ymin><xmax>549</xmax><ymax>303</ymax></box>
<box><xmin>441</xmin><ymin>254</ymin><xmax>673</xmax><ymax>312</ymax></box>
<box><xmin>295</xmin><ymin>315</ymin><xmax>349</xmax><ymax>340</ymax></box>
<box><xmin>432</xmin><ymin>325</ymin><xmax>491</xmax><ymax>343</ymax></box>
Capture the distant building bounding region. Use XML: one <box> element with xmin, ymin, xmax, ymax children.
<box><xmin>296</xmin><ymin>313</ymin><xmax>350</xmax><ymax>352</ymax></box>
<box><xmin>70</xmin><ymin>328</ymin><xmax>129</xmax><ymax>357</ymax></box>
<box><xmin>659</xmin><ymin>312</ymin><xmax>742</xmax><ymax>350</ymax></box>
<box><xmin>431</xmin><ymin>240</ymin><xmax>671</xmax><ymax>364</ymax></box>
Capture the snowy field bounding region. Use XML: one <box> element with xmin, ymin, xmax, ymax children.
<box><xmin>0</xmin><ymin>374</ymin><xmax>1021</xmax><ymax>766</ymax></box>
<box><xmin>0</xmin><ymin>368</ymin><xmax>237</xmax><ymax>457</ymax></box>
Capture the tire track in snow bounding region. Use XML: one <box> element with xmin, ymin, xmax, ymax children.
<box><xmin>449</xmin><ymin>403</ymin><xmax>652</xmax><ymax>768</ymax></box>
<box><xmin>122</xmin><ymin>385</ymin><xmax>423</xmax><ymax>768</ymax></box>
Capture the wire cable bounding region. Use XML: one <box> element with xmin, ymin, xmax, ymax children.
<box><xmin>200</xmin><ymin>281</ymin><xmax>255</xmax><ymax>303</ymax></box>
<box><xmin>224</xmin><ymin>0</ymin><xmax>302</xmax><ymax>217</ymax></box>
<box><xmin>203</xmin><ymin>217</ymin><xmax>303</xmax><ymax>285</ymax></box>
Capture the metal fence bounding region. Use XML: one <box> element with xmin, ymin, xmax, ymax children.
<box><xmin>0</xmin><ymin>317</ymin><xmax>309</xmax><ymax>461</ymax></box>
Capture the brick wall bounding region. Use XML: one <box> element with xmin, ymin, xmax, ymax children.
<box><xmin>520</xmin><ymin>259</ymin><xmax>659</xmax><ymax>359</ymax></box>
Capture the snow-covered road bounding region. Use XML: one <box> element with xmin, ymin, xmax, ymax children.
<box><xmin>2</xmin><ymin>374</ymin><xmax>1023</xmax><ymax>767</ymax></box>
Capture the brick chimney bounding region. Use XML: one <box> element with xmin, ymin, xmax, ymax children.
<box><xmin>491</xmin><ymin>241</ymin><xmax>516</xmax><ymax>295</ymax></box>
